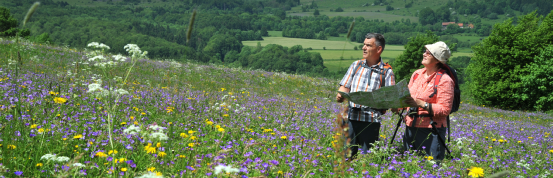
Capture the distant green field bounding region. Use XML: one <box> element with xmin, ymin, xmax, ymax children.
<box><xmin>245</xmin><ymin>36</ymin><xmax>471</xmax><ymax>72</ymax></box>
<box><xmin>244</xmin><ymin>37</ymin><xmax>404</xmax><ymax>50</ymax></box>
<box><xmin>288</xmin><ymin>11</ymin><xmax>418</xmax><ymax>22</ymax></box>
<box><xmin>267</xmin><ymin>31</ymin><xmax>283</xmax><ymax>37</ymax></box>
<box><xmin>244</xmin><ymin>37</ymin><xmax>363</xmax><ymax>50</ymax></box>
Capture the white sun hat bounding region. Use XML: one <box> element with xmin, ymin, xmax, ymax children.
<box><xmin>425</xmin><ymin>41</ymin><xmax>451</xmax><ymax>64</ymax></box>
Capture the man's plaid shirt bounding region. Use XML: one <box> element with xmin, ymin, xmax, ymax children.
<box><xmin>339</xmin><ymin>59</ymin><xmax>396</xmax><ymax>122</ymax></box>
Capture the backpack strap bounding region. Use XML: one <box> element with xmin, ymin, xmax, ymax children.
<box><xmin>429</xmin><ymin>69</ymin><xmax>446</xmax><ymax>98</ymax></box>
<box><xmin>350</xmin><ymin>60</ymin><xmax>364</xmax><ymax>82</ymax></box>
<box><xmin>379</xmin><ymin>63</ymin><xmax>392</xmax><ymax>88</ymax></box>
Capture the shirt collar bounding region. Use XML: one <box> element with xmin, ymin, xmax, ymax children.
<box><xmin>362</xmin><ymin>57</ymin><xmax>384</xmax><ymax>68</ymax></box>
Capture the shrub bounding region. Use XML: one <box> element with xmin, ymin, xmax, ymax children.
<box><xmin>466</xmin><ymin>10</ymin><xmax>553</xmax><ymax>110</ymax></box>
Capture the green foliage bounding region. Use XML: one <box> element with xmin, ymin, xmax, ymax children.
<box><xmin>238</xmin><ymin>44</ymin><xmax>328</xmax><ymax>76</ymax></box>
<box><xmin>314</xmin><ymin>9</ymin><xmax>320</xmax><ymax>16</ymax></box>
<box><xmin>418</xmin><ymin>7</ymin><xmax>436</xmax><ymax>25</ymax></box>
<box><xmin>519</xmin><ymin>45</ymin><xmax>553</xmax><ymax>111</ymax></box>
<box><xmin>447</xmin><ymin>56</ymin><xmax>471</xmax><ymax>84</ymax></box>
<box><xmin>316</xmin><ymin>31</ymin><xmax>327</xmax><ymax>40</ymax></box>
<box><xmin>203</xmin><ymin>34</ymin><xmax>243</xmax><ymax>62</ymax></box>
<box><xmin>467</xmin><ymin>10</ymin><xmax>553</xmax><ymax>110</ymax></box>
<box><xmin>391</xmin><ymin>31</ymin><xmax>439</xmax><ymax>81</ymax></box>
<box><xmin>335</xmin><ymin>7</ymin><xmax>344</xmax><ymax>12</ymax></box>
<box><xmin>0</xmin><ymin>6</ymin><xmax>19</xmax><ymax>37</ymax></box>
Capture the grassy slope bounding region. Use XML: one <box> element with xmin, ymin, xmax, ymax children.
<box><xmin>0</xmin><ymin>39</ymin><xmax>551</xmax><ymax>177</ymax></box>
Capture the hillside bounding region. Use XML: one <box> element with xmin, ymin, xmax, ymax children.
<box><xmin>0</xmin><ymin>38</ymin><xmax>552</xmax><ymax>177</ymax></box>
<box><xmin>1</xmin><ymin>0</ymin><xmax>551</xmax><ymax>78</ymax></box>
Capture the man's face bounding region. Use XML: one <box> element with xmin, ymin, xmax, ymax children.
<box><xmin>362</xmin><ymin>38</ymin><xmax>382</xmax><ymax>60</ymax></box>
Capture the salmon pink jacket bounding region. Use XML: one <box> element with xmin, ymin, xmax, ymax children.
<box><xmin>404</xmin><ymin>68</ymin><xmax>454</xmax><ymax>128</ymax></box>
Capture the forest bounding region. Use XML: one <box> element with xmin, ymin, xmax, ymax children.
<box><xmin>1</xmin><ymin>0</ymin><xmax>551</xmax><ymax>79</ymax></box>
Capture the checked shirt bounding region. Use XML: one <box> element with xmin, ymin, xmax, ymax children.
<box><xmin>339</xmin><ymin>59</ymin><xmax>395</xmax><ymax>122</ymax></box>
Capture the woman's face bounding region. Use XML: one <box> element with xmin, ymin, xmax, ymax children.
<box><xmin>422</xmin><ymin>49</ymin><xmax>440</xmax><ymax>67</ymax></box>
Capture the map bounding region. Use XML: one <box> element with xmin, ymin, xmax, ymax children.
<box><xmin>338</xmin><ymin>79</ymin><xmax>411</xmax><ymax>109</ymax></box>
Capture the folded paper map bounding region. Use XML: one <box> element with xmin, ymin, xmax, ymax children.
<box><xmin>338</xmin><ymin>79</ymin><xmax>411</xmax><ymax>109</ymax></box>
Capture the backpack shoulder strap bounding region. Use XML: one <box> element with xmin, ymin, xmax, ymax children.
<box><xmin>350</xmin><ymin>60</ymin><xmax>364</xmax><ymax>80</ymax></box>
<box><xmin>379</xmin><ymin>63</ymin><xmax>392</xmax><ymax>88</ymax></box>
<box><xmin>429</xmin><ymin>69</ymin><xmax>446</xmax><ymax>98</ymax></box>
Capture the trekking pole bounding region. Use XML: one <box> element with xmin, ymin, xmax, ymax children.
<box><xmin>390</xmin><ymin>109</ymin><xmax>405</xmax><ymax>145</ymax></box>
<box><xmin>428</xmin><ymin>104</ymin><xmax>451</xmax><ymax>156</ymax></box>
<box><xmin>447</xmin><ymin>115</ymin><xmax>451</xmax><ymax>143</ymax></box>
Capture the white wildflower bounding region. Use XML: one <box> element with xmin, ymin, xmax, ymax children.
<box><xmin>148</xmin><ymin>125</ymin><xmax>164</xmax><ymax>132</ymax></box>
<box><xmin>72</xmin><ymin>163</ymin><xmax>85</xmax><ymax>168</ymax></box>
<box><xmin>107</xmin><ymin>61</ymin><xmax>116</xmax><ymax>66</ymax></box>
<box><xmin>40</xmin><ymin>153</ymin><xmax>57</xmax><ymax>161</ymax></box>
<box><xmin>55</xmin><ymin>156</ymin><xmax>71</xmax><ymax>162</ymax></box>
<box><xmin>113</xmin><ymin>54</ymin><xmax>127</xmax><ymax>61</ymax></box>
<box><xmin>214</xmin><ymin>164</ymin><xmax>240</xmax><ymax>175</ymax></box>
<box><xmin>87</xmin><ymin>42</ymin><xmax>100</xmax><ymax>48</ymax></box>
<box><xmin>114</xmin><ymin>88</ymin><xmax>129</xmax><ymax>95</ymax></box>
<box><xmin>123</xmin><ymin>125</ymin><xmax>141</xmax><ymax>135</ymax></box>
<box><xmin>87</xmin><ymin>83</ymin><xmax>105</xmax><ymax>93</ymax></box>
<box><xmin>150</xmin><ymin>132</ymin><xmax>169</xmax><ymax>140</ymax></box>
<box><xmin>135</xmin><ymin>172</ymin><xmax>163</xmax><ymax>178</ymax></box>
<box><xmin>88</xmin><ymin>42</ymin><xmax>110</xmax><ymax>50</ymax></box>
<box><xmin>88</xmin><ymin>55</ymin><xmax>106</xmax><ymax>62</ymax></box>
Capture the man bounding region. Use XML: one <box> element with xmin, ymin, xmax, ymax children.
<box><xmin>336</xmin><ymin>33</ymin><xmax>395</xmax><ymax>159</ymax></box>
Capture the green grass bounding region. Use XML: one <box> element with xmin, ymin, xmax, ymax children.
<box><xmin>267</xmin><ymin>31</ymin><xmax>283</xmax><ymax>37</ymax></box>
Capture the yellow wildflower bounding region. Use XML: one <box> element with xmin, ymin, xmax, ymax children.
<box><xmin>108</xmin><ymin>150</ymin><xmax>118</xmax><ymax>155</ymax></box>
<box><xmin>206</xmin><ymin>120</ymin><xmax>213</xmax><ymax>126</ymax></box>
<box><xmin>424</xmin><ymin>156</ymin><xmax>433</xmax><ymax>160</ymax></box>
<box><xmin>188</xmin><ymin>130</ymin><xmax>196</xmax><ymax>134</ymax></box>
<box><xmin>54</xmin><ymin>97</ymin><xmax>67</xmax><ymax>104</ymax></box>
<box><xmin>188</xmin><ymin>143</ymin><xmax>194</xmax><ymax>147</ymax></box>
<box><xmin>468</xmin><ymin>167</ymin><xmax>484</xmax><ymax>177</ymax></box>
<box><xmin>120</xmin><ymin>122</ymin><xmax>127</xmax><ymax>125</ymax></box>
<box><xmin>38</xmin><ymin>128</ymin><xmax>44</xmax><ymax>133</ymax></box>
<box><xmin>96</xmin><ymin>152</ymin><xmax>107</xmax><ymax>158</ymax></box>
<box><xmin>121</xmin><ymin>167</ymin><xmax>127</xmax><ymax>172</ymax></box>
<box><xmin>281</xmin><ymin>136</ymin><xmax>287</xmax><ymax>140</ymax></box>
<box><xmin>145</xmin><ymin>144</ymin><xmax>156</xmax><ymax>154</ymax></box>
<box><xmin>158</xmin><ymin>152</ymin><xmax>167</xmax><ymax>157</ymax></box>
<box><xmin>147</xmin><ymin>167</ymin><xmax>155</xmax><ymax>172</ymax></box>
<box><xmin>36</xmin><ymin>163</ymin><xmax>43</xmax><ymax>167</ymax></box>
<box><xmin>218</xmin><ymin>127</ymin><xmax>225</xmax><ymax>132</ymax></box>
<box><xmin>180</xmin><ymin>133</ymin><xmax>188</xmax><ymax>138</ymax></box>
<box><xmin>49</xmin><ymin>91</ymin><xmax>59</xmax><ymax>95</ymax></box>
<box><xmin>7</xmin><ymin>145</ymin><xmax>16</xmax><ymax>149</ymax></box>
<box><xmin>30</xmin><ymin>124</ymin><xmax>37</xmax><ymax>129</ymax></box>
<box><xmin>223</xmin><ymin>114</ymin><xmax>229</xmax><ymax>117</ymax></box>
<box><xmin>74</xmin><ymin>134</ymin><xmax>83</xmax><ymax>139</ymax></box>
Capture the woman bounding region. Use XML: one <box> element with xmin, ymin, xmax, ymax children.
<box><xmin>401</xmin><ymin>41</ymin><xmax>455</xmax><ymax>161</ymax></box>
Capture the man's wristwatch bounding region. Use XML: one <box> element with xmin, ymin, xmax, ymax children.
<box><xmin>423</xmin><ymin>102</ymin><xmax>429</xmax><ymax>110</ymax></box>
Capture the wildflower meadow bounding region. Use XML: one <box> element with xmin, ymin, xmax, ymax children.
<box><xmin>0</xmin><ymin>38</ymin><xmax>552</xmax><ymax>177</ymax></box>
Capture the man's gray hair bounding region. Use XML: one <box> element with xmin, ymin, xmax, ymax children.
<box><xmin>365</xmin><ymin>33</ymin><xmax>385</xmax><ymax>51</ymax></box>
